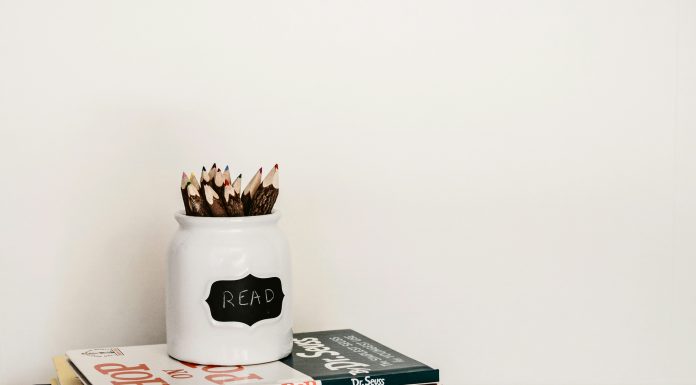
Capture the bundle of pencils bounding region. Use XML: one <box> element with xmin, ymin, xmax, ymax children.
<box><xmin>180</xmin><ymin>163</ymin><xmax>279</xmax><ymax>217</ymax></box>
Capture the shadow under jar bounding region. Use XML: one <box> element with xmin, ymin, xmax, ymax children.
<box><xmin>167</xmin><ymin>210</ymin><xmax>293</xmax><ymax>365</ymax></box>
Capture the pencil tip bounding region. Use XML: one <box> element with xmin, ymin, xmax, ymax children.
<box><xmin>274</xmin><ymin>163</ymin><xmax>278</xmax><ymax>170</ymax></box>
<box><xmin>212</xmin><ymin>162</ymin><xmax>217</xmax><ymax>169</ymax></box>
<box><xmin>225</xmin><ymin>165</ymin><xmax>229</xmax><ymax>171</ymax></box>
<box><xmin>202</xmin><ymin>166</ymin><xmax>207</xmax><ymax>171</ymax></box>
<box><xmin>238</xmin><ymin>173</ymin><xmax>242</xmax><ymax>178</ymax></box>
<box><xmin>258</xmin><ymin>167</ymin><xmax>262</xmax><ymax>173</ymax></box>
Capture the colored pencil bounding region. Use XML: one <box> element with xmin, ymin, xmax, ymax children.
<box><xmin>223</xmin><ymin>165</ymin><xmax>231</xmax><ymax>185</ymax></box>
<box><xmin>204</xmin><ymin>184</ymin><xmax>227</xmax><ymax>217</ymax></box>
<box><xmin>186</xmin><ymin>183</ymin><xmax>210</xmax><ymax>216</ymax></box>
<box><xmin>223</xmin><ymin>174</ymin><xmax>244</xmax><ymax>217</ymax></box>
<box><xmin>250</xmin><ymin>164</ymin><xmax>279</xmax><ymax>216</ymax></box>
<box><xmin>242</xmin><ymin>168</ymin><xmax>262</xmax><ymax>215</ymax></box>
<box><xmin>213</xmin><ymin>167</ymin><xmax>226</xmax><ymax>199</ymax></box>
<box><xmin>180</xmin><ymin>172</ymin><xmax>192</xmax><ymax>215</ymax></box>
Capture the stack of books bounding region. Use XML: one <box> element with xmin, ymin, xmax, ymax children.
<box><xmin>48</xmin><ymin>329</ymin><xmax>439</xmax><ymax>385</ymax></box>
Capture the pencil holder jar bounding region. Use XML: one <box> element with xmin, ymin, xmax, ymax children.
<box><xmin>166</xmin><ymin>210</ymin><xmax>293</xmax><ymax>365</ymax></box>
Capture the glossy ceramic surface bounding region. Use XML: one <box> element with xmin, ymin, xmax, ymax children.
<box><xmin>166</xmin><ymin>210</ymin><xmax>293</xmax><ymax>365</ymax></box>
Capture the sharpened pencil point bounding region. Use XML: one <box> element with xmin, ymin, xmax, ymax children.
<box><xmin>181</xmin><ymin>162</ymin><xmax>280</xmax><ymax>216</ymax></box>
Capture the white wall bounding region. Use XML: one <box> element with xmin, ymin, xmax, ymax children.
<box><xmin>1</xmin><ymin>1</ymin><xmax>694</xmax><ymax>384</ymax></box>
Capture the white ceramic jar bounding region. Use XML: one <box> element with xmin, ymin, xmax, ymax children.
<box><xmin>166</xmin><ymin>210</ymin><xmax>293</xmax><ymax>365</ymax></box>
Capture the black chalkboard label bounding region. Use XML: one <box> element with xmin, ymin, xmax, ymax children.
<box><xmin>205</xmin><ymin>275</ymin><xmax>285</xmax><ymax>325</ymax></box>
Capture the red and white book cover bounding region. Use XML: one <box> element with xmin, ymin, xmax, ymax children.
<box><xmin>66</xmin><ymin>344</ymin><xmax>312</xmax><ymax>385</ymax></box>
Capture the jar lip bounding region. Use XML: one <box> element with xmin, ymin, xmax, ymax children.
<box><xmin>174</xmin><ymin>209</ymin><xmax>280</xmax><ymax>226</ymax></box>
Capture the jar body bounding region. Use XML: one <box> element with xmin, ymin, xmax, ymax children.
<box><xmin>166</xmin><ymin>211</ymin><xmax>293</xmax><ymax>365</ymax></box>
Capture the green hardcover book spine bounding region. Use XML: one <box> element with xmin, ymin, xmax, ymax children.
<box><xmin>319</xmin><ymin>370</ymin><xmax>440</xmax><ymax>385</ymax></box>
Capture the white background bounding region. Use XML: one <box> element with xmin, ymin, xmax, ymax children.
<box><xmin>1</xmin><ymin>1</ymin><xmax>695</xmax><ymax>384</ymax></box>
